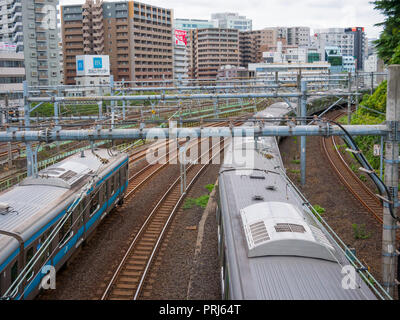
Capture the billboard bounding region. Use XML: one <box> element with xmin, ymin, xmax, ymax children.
<box><xmin>0</xmin><ymin>42</ymin><xmax>17</xmax><ymax>52</ymax></box>
<box><xmin>76</xmin><ymin>55</ymin><xmax>110</xmax><ymax>77</ymax></box>
<box><xmin>174</xmin><ymin>30</ymin><xmax>187</xmax><ymax>47</ymax></box>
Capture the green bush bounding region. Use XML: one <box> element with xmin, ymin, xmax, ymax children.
<box><xmin>183</xmin><ymin>195</ymin><xmax>210</xmax><ymax>210</ymax></box>
<box><xmin>313</xmin><ymin>205</ymin><xmax>326</xmax><ymax>215</ymax></box>
<box><xmin>352</xmin><ymin>223</ymin><xmax>371</xmax><ymax>240</ymax></box>
<box><xmin>205</xmin><ymin>184</ymin><xmax>215</xmax><ymax>193</ymax></box>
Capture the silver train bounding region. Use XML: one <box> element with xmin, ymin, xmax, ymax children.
<box><xmin>217</xmin><ymin>102</ymin><xmax>377</xmax><ymax>300</ymax></box>
<box><xmin>0</xmin><ymin>149</ymin><xmax>129</xmax><ymax>300</ymax></box>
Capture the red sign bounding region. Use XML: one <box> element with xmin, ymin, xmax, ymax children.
<box><xmin>174</xmin><ymin>30</ymin><xmax>187</xmax><ymax>46</ymax></box>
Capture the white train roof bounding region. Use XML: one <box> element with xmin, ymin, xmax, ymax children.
<box><xmin>240</xmin><ymin>202</ymin><xmax>335</xmax><ymax>261</ymax></box>
<box><xmin>0</xmin><ymin>149</ymin><xmax>126</xmax><ymax>250</ymax></box>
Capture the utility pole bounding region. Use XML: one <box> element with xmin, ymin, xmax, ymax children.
<box><xmin>382</xmin><ymin>65</ymin><xmax>400</xmax><ymax>297</ymax></box>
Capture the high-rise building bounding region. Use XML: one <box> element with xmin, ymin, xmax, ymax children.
<box><xmin>344</xmin><ymin>27</ymin><xmax>366</xmax><ymax>70</ymax></box>
<box><xmin>211</xmin><ymin>13</ymin><xmax>252</xmax><ymax>31</ymax></box>
<box><xmin>61</xmin><ymin>0</ymin><xmax>173</xmax><ymax>85</ymax></box>
<box><xmin>0</xmin><ymin>0</ymin><xmax>61</xmax><ymax>86</ymax></box>
<box><xmin>190</xmin><ymin>28</ymin><xmax>240</xmax><ymax>79</ymax></box>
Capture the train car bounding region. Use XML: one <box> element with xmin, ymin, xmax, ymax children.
<box><xmin>0</xmin><ymin>148</ymin><xmax>129</xmax><ymax>300</ymax></box>
<box><xmin>217</xmin><ymin>102</ymin><xmax>377</xmax><ymax>300</ymax></box>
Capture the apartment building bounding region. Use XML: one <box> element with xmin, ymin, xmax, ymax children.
<box><xmin>191</xmin><ymin>28</ymin><xmax>240</xmax><ymax>79</ymax></box>
<box><xmin>239</xmin><ymin>28</ymin><xmax>278</xmax><ymax>67</ymax></box>
<box><xmin>0</xmin><ymin>0</ymin><xmax>60</xmax><ymax>86</ymax></box>
<box><xmin>173</xmin><ymin>18</ymin><xmax>218</xmax><ymax>80</ymax></box>
<box><xmin>211</xmin><ymin>12</ymin><xmax>252</xmax><ymax>31</ymax></box>
<box><xmin>61</xmin><ymin>0</ymin><xmax>173</xmax><ymax>85</ymax></box>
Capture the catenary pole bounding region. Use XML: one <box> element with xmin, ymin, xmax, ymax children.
<box><xmin>382</xmin><ymin>65</ymin><xmax>400</xmax><ymax>297</ymax></box>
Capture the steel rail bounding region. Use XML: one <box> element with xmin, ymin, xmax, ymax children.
<box><xmin>101</xmin><ymin>135</ymin><xmax>227</xmax><ymax>300</ymax></box>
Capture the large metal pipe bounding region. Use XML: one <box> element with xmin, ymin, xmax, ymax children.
<box><xmin>27</xmin><ymin>91</ymin><xmax>360</xmax><ymax>104</ymax></box>
<box><xmin>0</xmin><ymin>125</ymin><xmax>388</xmax><ymax>143</ymax></box>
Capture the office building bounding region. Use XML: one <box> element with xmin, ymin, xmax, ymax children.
<box><xmin>61</xmin><ymin>0</ymin><xmax>173</xmax><ymax>85</ymax></box>
<box><xmin>174</xmin><ymin>18</ymin><xmax>217</xmax><ymax>31</ymax></box>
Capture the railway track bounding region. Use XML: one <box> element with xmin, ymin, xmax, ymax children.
<box><xmin>101</xmin><ymin>139</ymin><xmax>226</xmax><ymax>300</ymax></box>
<box><xmin>321</xmin><ymin>110</ymin><xmax>384</xmax><ymax>224</ymax></box>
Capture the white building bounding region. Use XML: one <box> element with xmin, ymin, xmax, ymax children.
<box><xmin>262</xmin><ymin>42</ymin><xmax>308</xmax><ymax>64</ymax></box>
<box><xmin>364</xmin><ymin>54</ymin><xmax>378</xmax><ymax>73</ymax></box>
<box><xmin>211</xmin><ymin>13</ymin><xmax>252</xmax><ymax>31</ymax></box>
<box><xmin>248</xmin><ymin>61</ymin><xmax>330</xmax><ymax>79</ymax></box>
<box><xmin>174</xmin><ymin>19</ymin><xmax>218</xmax><ymax>31</ymax></box>
<box><xmin>312</xmin><ymin>28</ymin><xmax>354</xmax><ymax>57</ymax></box>
<box><xmin>343</xmin><ymin>56</ymin><xmax>356</xmax><ymax>73</ymax></box>
<box><xmin>287</xmin><ymin>27</ymin><xmax>310</xmax><ymax>47</ymax></box>
<box><xmin>0</xmin><ymin>47</ymin><xmax>25</xmax><ymax>121</ymax></box>
<box><xmin>173</xmin><ymin>29</ymin><xmax>189</xmax><ymax>82</ymax></box>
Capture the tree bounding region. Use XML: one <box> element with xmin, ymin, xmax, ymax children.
<box><xmin>372</xmin><ymin>0</ymin><xmax>400</xmax><ymax>64</ymax></box>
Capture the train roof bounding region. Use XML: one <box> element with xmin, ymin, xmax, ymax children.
<box><xmin>219</xmin><ymin>102</ymin><xmax>376</xmax><ymax>300</ymax></box>
<box><xmin>0</xmin><ymin>149</ymin><xmax>127</xmax><ymax>251</ymax></box>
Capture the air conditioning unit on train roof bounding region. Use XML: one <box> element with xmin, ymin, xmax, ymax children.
<box><xmin>240</xmin><ymin>201</ymin><xmax>336</xmax><ymax>261</ymax></box>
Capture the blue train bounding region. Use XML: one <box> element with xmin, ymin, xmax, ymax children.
<box><xmin>0</xmin><ymin>148</ymin><xmax>129</xmax><ymax>299</ymax></box>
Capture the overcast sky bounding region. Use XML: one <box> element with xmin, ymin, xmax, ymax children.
<box><xmin>59</xmin><ymin>0</ymin><xmax>385</xmax><ymax>39</ymax></box>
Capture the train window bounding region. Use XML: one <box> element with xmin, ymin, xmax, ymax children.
<box><xmin>59</xmin><ymin>214</ymin><xmax>73</xmax><ymax>247</ymax></box>
<box><xmin>11</xmin><ymin>261</ymin><xmax>18</xmax><ymax>284</ymax></box>
<box><xmin>90</xmin><ymin>192</ymin><xmax>100</xmax><ymax>216</ymax></box>
<box><xmin>116</xmin><ymin>171</ymin><xmax>120</xmax><ymax>189</ymax></box>
<box><xmin>25</xmin><ymin>247</ymin><xmax>35</xmax><ymax>281</ymax></box>
<box><xmin>110</xmin><ymin>175</ymin><xmax>115</xmax><ymax>195</ymax></box>
<box><xmin>77</xmin><ymin>202</ymin><xmax>84</xmax><ymax>224</ymax></box>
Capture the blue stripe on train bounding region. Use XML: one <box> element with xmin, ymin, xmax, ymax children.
<box><xmin>1</xmin><ymin>157</ymin><xmax>129</xmax><ymax>298</ymax></box>
<box><xmin>0</xmin><ymin>157</ymin><xmax>128</xmax><ymax>274</ymax></box>
<box><xmin>22</xmin><ymin>184</ymin><xmax>125</xmax><ymax>299</ymax></box>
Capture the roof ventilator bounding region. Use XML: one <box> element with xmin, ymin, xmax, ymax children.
<box><xmin>0</xmin><ymin>202</ymin><xmax>10</xmax><ymax>215</ymax></box>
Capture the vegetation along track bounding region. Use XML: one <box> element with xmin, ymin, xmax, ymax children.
<box><xmin>101</xmin><ymin>137</ymin><xmax>227</xmax><ymax>300</ymax></box>
<box><xmin>321</xmin><ymin>110</ymin><xmax>387</xmax><ymax>227</ymax></box>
